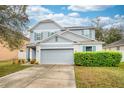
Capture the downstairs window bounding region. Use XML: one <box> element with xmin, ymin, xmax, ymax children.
<box><xmin>83</xmin><ymin>46</ymin><xmax>96</xmax><ymax>51</ymax></box>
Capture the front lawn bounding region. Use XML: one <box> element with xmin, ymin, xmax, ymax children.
<box><xmin>0</xmin><ymin>60</ymin><xmax>31</xmax><ymax>77</ymax></box>
<box><xmin>75</xmin><ymin>62</ymin><xmax>124</xmax><ymax>88</ymax></box>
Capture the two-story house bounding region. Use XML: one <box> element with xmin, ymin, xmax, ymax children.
<box><xmin>25</xmin><ymin>19</ymin><xmax>104</xmax><ymax>64</ymax></box>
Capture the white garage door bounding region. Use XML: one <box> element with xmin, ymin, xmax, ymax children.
<box><xmin>40</xmin><ymin>49</ymin><xmax>74</xmax><ymax>64</ymax></box>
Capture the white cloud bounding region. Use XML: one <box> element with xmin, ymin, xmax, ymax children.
<box><xmin>68</xmin><ymin>5</ymin><xmax>111</xmax><ymax>12</ymax></box>
<box><xmin>114</xmin><ymin>14</ymin><xmax>124</xmax><ymax>19</ymax></box>
<box><xmin>29</xmin><ymin>12</ymin><xmax>92</xmax><ymax>27</ymax></box>
<box><xmin>26</xmin><ymin>6</ymin><xmax>52</xmax><ymax>16</ymax></box>
<box><xmin>96</xmin><ymin>15</ymin><xmax>124</xmax><ymax>30</ymax></box>
<box><xmin>27</xmin><ymin>6</ymin><xmax>124</xmax><ymax>30</ymax></box>
<box><xmin>68</xmin><ymin>12</ymin><xmax>80</xmax><ymax>17</ymax></box>
<box><xmin>96</xmin><ymin>16</ymin><xmax>114</xmax><ymax>26</ymax></box>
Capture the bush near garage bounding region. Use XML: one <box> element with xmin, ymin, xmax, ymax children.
<box><xmin>74</xmin><ymin>51</ymin><xmax>122</xmax><ymax>67</ymax></box>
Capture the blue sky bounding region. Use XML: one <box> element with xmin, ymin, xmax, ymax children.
<box><xmin>26</xmin><ymin>5</ymin><xmax>124</xmax><ymax>29</ymax></box>
<box><xmin>43</xmin><ymin>5</ymin><xmax>124</xmax><ymax>18</ymax></box>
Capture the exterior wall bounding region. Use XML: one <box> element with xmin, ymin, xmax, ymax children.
<box><xmin>120</xmin><ymin>46</ymin><xmax>124</xmax><ymax>50</ymax></box>
<box><xmin>91</xmin><ymin>30</ymin><xmax>95</xmax><ymax>39</ymax></box>
<box><xmin>62</xmin><ymin>32</ymin><xmax>87</xmax><ymax>41</ymax></box>
<box><xmin>74</xmin><ymin>45</ymin><xmax>81</xmax><ymax>52</ymax></box>
<box><xmin>36</xmin><ymin>46</ymin><xmax>41</xmax><ymax>63</ymax></box>
<box><xmin>18</xmin><ymin>51</ymin><xmax>26</xmax><ymax>59</ymax></box>
<box><xmin>31</xmin><ymin>48</ymin><xmax>36</xmax><ymax>60</ymax></box>
<box><xmin>18</xmin><ymin>41</ymin><xmax>29</xmax><ymax>60</ymax></box>
<box><xmin>111</xmin><ymin>47</ymin><xmax>117</xmax><ymax>50</ymax></box>
<box><xmin>96</xmin><ymin>44</ymin><xmax>102</xmax><ymax>51</ymax></box>
<box><xmin>26</xmin><ymin>48</ymin><xmax>30</xmax><ymax>60</ymax></box>
<box><xmin>0</xmin><ymin>43</ymin><xmax>18</xmax><ymax>61</ymax></box>
<box><xmin>30</xmin><ymin>22</ymin><xmax>62</xmax><ymax>43</ymax></box>
<box><xmin>43</xmin><ymin>36</ymin><xmax>73</xmax><ymax>43</ymax></box>
<box><xmin>40</xmin><ymin>43</ymin><xmax>73</xmax><ymax>49</ymax></box>
<box><xmin>70</xmin><ymin>29</ymin><xmax>95</xmax><ymax>39</ymax></box>
<box><xmin>0</xmin><ymin>40</ymin><xmax>29</xmax><ymax>61</ymax></box>
<box><xmin>29</xmin><ymin>49</ymin><xmax>32</xmax><ymax>60</ymax></box>
<box><xmin>30</xmin><ymin>32</ymin><xmax>35</xmax><ymax>43</ymax></box>
<box><xmin>33</xmin><ymin>22</ymin><xmax>61</xmax><ymax>30</ymax></box>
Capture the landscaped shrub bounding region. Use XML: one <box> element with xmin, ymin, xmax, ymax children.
<box><xmin>30</xmin><ymin>59</ymin><xmax>39</xmax><ymax>64</ymax></box>
<box><xmin>74</xmin><ymin>51</ymin><xmax>122</xmax><ymax>67</ymax></box>
<box><xmin>30</xmin><ymin>59</ymin><xmax>36</xmax><ymax>64</ymax></box>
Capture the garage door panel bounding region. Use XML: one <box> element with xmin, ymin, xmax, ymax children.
<box><xmin>41</xmin><ymin>49</ymin><xmax>74</xmax><ymax>64</ymax></box>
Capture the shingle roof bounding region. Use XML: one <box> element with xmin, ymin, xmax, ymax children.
<box><xmin>104</xmin><ymin>39</ymin><xmax>124</xmax><ymax>48</ymax></box>
<box><xmin>29</xmin><ymin>19</ymin><xmax>65</xmax><ymax>31</ymax></box>
<box><xmin>65</xmin><ymin>26</ymin><xmax>95</xmax><ymax>30</ymax></box>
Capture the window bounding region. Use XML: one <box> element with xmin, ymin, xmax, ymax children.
<box><xmin>117</xmin><ymin>46</ymin><xmax>120</xmax><ymax>50</ymax></box>
<box><xmin>83</xmin><ymin>46</ymin><xmax>96</xmax><ymax>51</ymax></box>
<box><xmin>55</xmin><ymin>36</ymin><xmax>58</xmax><ymax>42</ymax></box>
<box><xmin>34</xmin><ymin>32</ymin><xmax>43</xmax><ymax>40</ymax></box>
<box><xmin>48</xmin><ymin>32</ymin><xmax>55</xmax><ymax>37</ymax></box>
<box><xmin>83</xmin><ymin>30</ymin><xmax>90</xmax><ymax>37</ymax></box>
<box><xmin>89</xmin><ymin>30</ymin><xmax>92</xmax><ymax>38</ymax></box>
<box><xmin>86</xmin><ymin>46</ymin><xmax>92</xmax><ymax>51</ymax></box>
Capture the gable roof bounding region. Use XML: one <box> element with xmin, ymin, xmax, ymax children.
<box><xmin>65</xmin><ymin>26</ymin><xmax>95</xmax><ymax>30</ymax></box>
<box><xmin>28</xmin><ymin>19</ymin><xmax>65</xmax><ymax>32</ymax></box>
<box><xmin>78</xmin><ymin>40</ymin><xmax>104</xmax><ymax>44</ymax></box>
<box><xmin>104</xmin><ymin>39</ymin><xmax>124</xmax><ymax>48</ymax></box>
<box><xmin>36</xmin><ymin>33</ymin><xmax>77</xmax><ymax>44</ymax></box>
<box><xmin>60</xmin><ymin>30</ymin><xmax>96</xmax><ymax>41</ymax></box>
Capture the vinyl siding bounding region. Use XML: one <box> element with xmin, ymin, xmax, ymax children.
<box><xmin>43</xmin><ymin>36</ymin><xmax>73</xmax><ymax>43</ymax></box>
<box><xmin>70</xmin><ymin>29</ymin><xmax>95</xmax><ymax>39</ymax></box>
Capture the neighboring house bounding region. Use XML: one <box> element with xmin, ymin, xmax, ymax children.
<box><xmin>0</xmin><ymin>37</ymin><xmax>29</xmax><ymax>61</ymax></box>
<box><xmin>18</xmin><ymin>39</ymin><xmax>30</xmax><ymax>60</ymax></box>
<box><xmin>26</xmin><ymin>19</ymin><xmax>104</xmax><ymax>64</ymax></box>
<box><xmin>103</xmin><ymin>39</ymin><xmax>124</xmax><ymax>62</ymax></box>
<box><xmin>0</xmin><ymin>43</ymin><xmax>18</xmax><ymax>61</ymax></box>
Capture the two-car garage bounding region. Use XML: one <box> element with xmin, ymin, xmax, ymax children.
<box><xmin>40</xmin><ymin>48</ymin><xmax>74</xmax><ymax>64</ymax></box>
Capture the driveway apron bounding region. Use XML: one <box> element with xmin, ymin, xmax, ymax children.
<box><xmin>0</xmin><ymin>65</ymin><xmax>76</xmax><ymax>88</ymax></box>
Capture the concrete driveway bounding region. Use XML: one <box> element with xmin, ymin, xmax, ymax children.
<box><xmin>0</xmin><ymin>65</ymin><xmax>76</xmax><ymax>88</ymax></box>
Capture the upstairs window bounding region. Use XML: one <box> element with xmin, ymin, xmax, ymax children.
<box><xmin>89</xmin><ymin>30</ymin><xmax>92</xmax><ymax>38</ymax></box>
<box><xmin>34</xmin><ymin>32</ymin><xmax>43</xmax><ymax>41</ymax></box>
<box><xmin>48</xmin><ymin>32</ymin><xmax>55</xmax><ymax>37</ymax></box>
<box><xmin>82</xmin><ymin>30</ymin><xmax>90</xmax><ymax>37</ymax></box>
<box><xmin>82</xmin><ymin>30</ymin><xmax>93</xmax><ymax>39</ymax></box>
<box><xmin>55</xmin><ymin>36</ymin><xmax>58</xmax><ymax>42</ymax></box>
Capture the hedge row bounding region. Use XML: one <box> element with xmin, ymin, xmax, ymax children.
<box><xmin>74</xmin><ymin>51</ymin><xmax>122</xmax><ymax>67</ymax></box>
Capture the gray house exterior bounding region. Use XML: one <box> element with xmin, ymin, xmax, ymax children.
<box><xmin>24</xmin><ymin>19</ymin><xmax>103</xmax><ymax>64</ymax></box>
<box><xmin>104</xmin><ymin>39</ymin><xmax>124</xmax><ymax>62</ymax></box>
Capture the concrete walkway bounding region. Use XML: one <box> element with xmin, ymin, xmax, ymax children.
<box><xmin>0</xmin><ymin>65</ymin><xmax>76</xmax><ymax>88</ymax></box>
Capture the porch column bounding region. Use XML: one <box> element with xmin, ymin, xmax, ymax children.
<box><xmin>26</xmin><ymin>47</ymin><xmax>30</xmax><ymax>62</ymax></box>
<box><xmin>31</xmin><ymin>48</ymin><xmax>36</xmax><ymax>60</ymax></box>
<box><xmin>36</xmin><ymin>46</ymin><xmax>40</xmax><ymax>63</ymax></box>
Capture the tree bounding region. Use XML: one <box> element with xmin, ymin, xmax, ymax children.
<box><xmin>0</xmin><ymin>5</ymin><xmax>29</xmax><ymax>50</ymax></box>
<box><xmin>92</xmin><ymin>17</ymin><xmax>123</xmax><ymax>45</ymax></box>
<box><xmin>104</xmin><ymin>28</ymin><xmax>122</xmax><ymax>44</ymax></box>
<box><xmin>92</xmin><ymin>17</ymin><xmax>104</xmax><ymax>41</ymax></box>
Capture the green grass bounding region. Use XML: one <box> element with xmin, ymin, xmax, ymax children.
<box><xmin>75</xmin><ymin>62</ymin><xmax>124</xmax><ymax>88</ymax></box>
<box><xmin>0</xmin><ymin>60</ymin><xmax>31</xmax><ymax>77</ymax></box>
